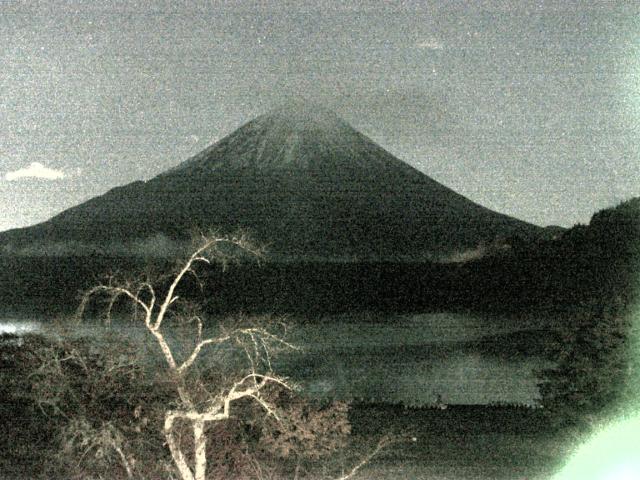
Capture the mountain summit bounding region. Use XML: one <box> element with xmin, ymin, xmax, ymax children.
<box><xmin>0</xmin><ymin>103</ymin><xmax>543</xmax><ymax>259</ymax></box>
<box><xmin>167</xmin><ymin>100</ymin><xmax>415</xmax><ymax>176</ymax></box>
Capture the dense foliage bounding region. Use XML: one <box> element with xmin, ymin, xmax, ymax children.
<box><xmin>1</xmin><ymin>332</ymin><xmax>352</xmax><ymax>479</ymax></box>
<box><xmin>536</xmin><ymin>300</ymin><xmax>632</xmax><ymax>429</ymax></box>
<box><xmin>534</xmin><ymin>198</ymin><xmax>640</xmax><ymax>429</ymax></box>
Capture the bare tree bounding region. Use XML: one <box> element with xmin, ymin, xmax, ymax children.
<box><xmin>77</xmin><ymin>231</ymin><xmax>298</xmax><ymax>480</ymax></box>
<box><xmin>74</xmin><ymin>230</ymin><xmax>404</xmax><ymax>480</ymax></box>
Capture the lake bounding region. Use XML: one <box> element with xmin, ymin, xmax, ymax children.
<box><xmin>0</xmin><ymin>312</ymin><xmax>554</xmax><ymax>406</ymax></box>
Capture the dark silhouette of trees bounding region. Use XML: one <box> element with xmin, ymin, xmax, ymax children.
<box><xmin>537</xmin><ymin>300</ymin><xmax>631</xmax><ymax>429</ymax></box>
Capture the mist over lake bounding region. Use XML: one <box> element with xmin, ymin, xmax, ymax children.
<box><xmin>2</xmin><ymin>311</ymin><xmax>553</xmax><ymax>407</ymax></box>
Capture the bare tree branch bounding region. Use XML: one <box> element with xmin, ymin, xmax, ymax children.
<box><xmin>336</xmin><ymin>436</ymin><xmax>393</xmax><ymax>480</ymax></box>
<box><xmin>177</xmin><ymin>335</ymin><xmax>231</xmax><ymax>374</ymax></box>
<box><xmin>75</xmin><ymin>231</ymin><xmax>302</xmax><ymax>480</ymax></box>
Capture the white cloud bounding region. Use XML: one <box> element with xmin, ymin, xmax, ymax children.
<box><xmin>416</xmin><ymin>39</ymin><xmax>443</xmax><ymax>50</ymax></box>
<box><xmin>5</xmin><ymin>162</ymin><xmax>65</xmax><ymax>181</ymax></box>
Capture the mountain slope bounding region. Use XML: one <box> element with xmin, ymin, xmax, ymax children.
<box><xmin>0</xmin><ymin>102</ymin><xmax>544</xmax><ymax>259</ymax></box>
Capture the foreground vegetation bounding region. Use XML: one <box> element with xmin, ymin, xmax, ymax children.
<box><xmin>1</xmin><ymin>331</ymin><xmax>362</xmax><ymax>479</ymax></box>
<box><xmin>1</xmin><ymin>330</ymin><xmax>574</xmax><ymax>479</ymax></box>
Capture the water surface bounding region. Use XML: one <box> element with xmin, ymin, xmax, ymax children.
<box><xmin>1</xmin><ymin>312</ymin><xmax>553</xmax><ymax>406</ymax></box>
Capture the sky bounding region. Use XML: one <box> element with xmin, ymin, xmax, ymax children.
<box><xmin>1</xmin><ymin>0</ymin><xmax>639</xmax><ymax>232</ymax></box>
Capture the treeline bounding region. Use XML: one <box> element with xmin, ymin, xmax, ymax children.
<box><xmin>524</xmin><ymin>198</ymin><xmax>639</xmax><ymax>429</ymax></box>
<box><xmin>0</xmin><ymin>198</ymin><xmax>637</xmax><ymax>318</ymax></box>
<box><xmin>458</xmin><ymin>197</ymin><xmax>640</xmax><ymax>315</ymax></box>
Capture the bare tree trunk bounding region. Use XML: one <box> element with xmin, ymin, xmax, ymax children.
<box><xmin>165</xmin><ymin>413</ymin><xmax>195</xmax><ymax>480</ymax></box>
<box><xmin>193</xmin><ymin>418</ymin><xmax>207</xmax><ymax>480</ymax></box>
<box><xmin>113</xmin><ymin>444</ymin><xmax>134</xmax><ymax>479</ymax></box>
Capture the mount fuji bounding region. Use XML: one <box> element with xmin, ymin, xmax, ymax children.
<box><xmin>0</xmin><ymin>101</ymin><xmax>544</xmax><ymax>259</ymax></box>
